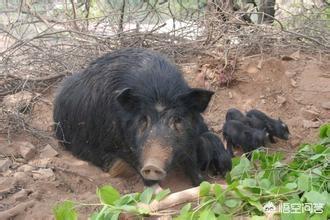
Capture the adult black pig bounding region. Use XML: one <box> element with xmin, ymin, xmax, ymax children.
<box><xmin>53</xmin><ymin>48</ymin><xmax>230</xmax><ymax>186</ymax></box>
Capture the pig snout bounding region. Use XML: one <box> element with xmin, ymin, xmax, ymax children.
<box><xmin>140</xmin><ymin>158</ymin><xmax>166</xmax><ymax>180</ymax></box>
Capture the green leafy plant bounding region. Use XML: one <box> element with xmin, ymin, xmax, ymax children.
<box><xmin>54</xmin><ymin>124</ymin><xmax>330</xmax><ymax>220</ymax></box>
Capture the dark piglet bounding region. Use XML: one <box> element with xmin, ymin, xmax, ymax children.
<box><xmin>196</xmin><ymin>132</ymin><xmax>232</xmax><ymax>176</ymax></box>
<box><xmin>223</xmin><ymin>120</ymin><xmax>269</xmax><ymax>157</ymax></box>
<box><xmin>225</xmin><ymin>108</ymin><xmax>264</xmax><ymax>129</ymax></box>
<box><xmin>53</xmin><ymin>48</ymin><xmax>230</xmax><ymax>186</ymax></box>
<box><xmin>246</xmin><ymin>109</ymin><xmax>290</xmax><ymax>143</ymax></box>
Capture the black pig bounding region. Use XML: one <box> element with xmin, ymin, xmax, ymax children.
<box><xmin>225</xmin><ymin>108</ymin><xmax>264</xmax><ymax>129</ymax></box>
<box><xmin>196</xmin><ymin>132</ymin><xmax>232</xmax><ymax>176</ymax></box>
<box><xmin>53</xmin><ymin>48</ymin><xmax>230</xmax><ymax>186</ymax></box>
<box><xmin>222</xmin><ymin>120</ymin><xmax>269</xmax><ymax>157</ymax></box>
<box><xmin>246</xmin><ymin>109</ymin><xmax>290</xmax><ymax>143</ymax></box>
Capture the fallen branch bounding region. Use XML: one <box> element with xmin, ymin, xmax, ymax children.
<box><xmin>6</xmin><ymin>73</ymin><xmax>67</xmax><ymax>82</ymax></box>
<box><xmin>143</xmin><ymin>184</ymin><xmax>227</xmax><ymax>213</ymax></box>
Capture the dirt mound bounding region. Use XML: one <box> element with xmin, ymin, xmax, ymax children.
<box><xmin>1</xmin><ymin>52</ymin><xmax>329</xmax><ymax>219</ymax></box>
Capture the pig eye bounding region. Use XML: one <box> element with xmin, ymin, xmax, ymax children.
<box><xmin>170</xmin><ymin>117</ymin><xmax>183</xmax><ymax>131</ymax></box>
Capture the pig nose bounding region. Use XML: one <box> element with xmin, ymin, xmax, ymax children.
<box><xmin>140</xmin><ymin>165</ymin><xmax>166</xmax><ymax>181</ymax></box>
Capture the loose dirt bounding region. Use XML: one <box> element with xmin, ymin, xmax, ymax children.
<box><xmin>0</xmin><ymin>51</ymin><xmax>329</xmax><ymax>219</ymax></box>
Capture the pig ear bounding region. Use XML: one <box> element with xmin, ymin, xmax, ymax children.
<box><xmin>178</xmin><ymin>89</ymin><xmax>214</xmax><ymax>112</ymax></box>
<box><xmin>116</xmin><ymin>88</ymin><xmax>140</xmax><ymax>112</ymax></box>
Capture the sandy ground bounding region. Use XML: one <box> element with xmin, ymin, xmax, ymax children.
<box><xmin>0</xmin><ymin>51</ymin><xmax>329</xmax><ymax>219</ymax></box>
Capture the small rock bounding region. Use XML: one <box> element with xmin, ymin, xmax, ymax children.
<box><xmin>14</xmin><ymin>172</ymin><xmax>31</xmax><ymax>185</ymax></box>
<box><xmin>290</xmin><ymin>79</ymin><xmax>298</xmax><ymax>87</ymax></box>
<box><xmin>17</xmin><ymin>164</ymin><xmax>34</xmax><ymax>172</ymax></box>
<box><xmin>28</xmin><ymin>158</ymin><xmax>52</xmax><ymax>168</ymax></box>
<box><xmin>281</xmin><ymin>56</ymin><xmax>295</xmax><ymax>61</ymax></box>
<box><xmin>228</xmin><ymin>91</ymin><xmax>233</xmax><ymax>99</ymax></box>
<box><xmin>290</xmin><ymin>51</ymin><xmax>300</xmax><ymax>60</ymax></box>
<box><xmin>285</xmin><ymin>71</ymin><xmax>296</xmax><ymax>78</ymax></box>
<box><xmin>18</xmin><ymin>142</ymin><xmax>36</xmax><ymax>160</ymax></box>
<box><xmin>277</xmin><ymin>95</ymin><xmax>287</xmax><ymax>105</ymax></box>
<box><xmin>13</xmin><ymin>171</ymin><xmax>29</xmax><ymax>178</ymax></box>
<box><xmin>261</xmin><ymin>99</ymin><xmax>266</xmax><ymax>104</ymax></box>
<box><xmin>0</xmin><ymin>143</ymin><xmax>19</xmax><ymax>157</ymax></box>
<box><xmin>0</xmin><ymin>158</ymin><xmax>12</xmax><ymax>172</ymax></box>
<box><xmin>2</xmin><ymin>91</ymin><xmax>34</xmax><ymax>112</ymax></box>
<box><xmin>13</xmin><ymin>189</ymin><xmax>29</xmax><ymax>202</ymax></box>
<box><xmin>290</xmin><ymin>139</ymin><xmax>301</xmax><ymax>148</ymax></box>
<box><xmin>300</xmin><ymin>108</ymin><xmax>319</xmax><ymax>120</ymax></box>
<box><xmin>257</xmin><ymin>60</ymin><xmax>262</xmax><ymax>69</ymax></box>
<box><xmin>246</xmin><ymin>65</ymin><xmax>259</xmax><ymax>74</ymax></box>
<box><xmin>32</xmin><ymin>168</ymin><xmax>55</xmax><ymax>181</ymax></box>
<box><xmin>321</xmin><ymin>102</ymin><xmax>330</xmax><ymax>110</ymax></box>
<box><xmin>40</xmin><ymin>144</ymin><xmax>58</xmax><ymax>158</ymax></box>
<box><xmin>303</xmin><ymin>120</ymin><xmax>322</xmax><ymax>129</ymax></box>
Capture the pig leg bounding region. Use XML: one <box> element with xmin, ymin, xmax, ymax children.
<box><xmin>226</xmin><ymin>140</ymin><xmax>234</xmax><ymax>157</ymax></box>
<box><xmin>182</xmin><ymin>154</ymin><xmax>204</xmax><ymax>186</ymax></box>
<box><xmin>269</xmin><ymin>135</ymin><xmax>276</xmax><ymax>143</ymax></box>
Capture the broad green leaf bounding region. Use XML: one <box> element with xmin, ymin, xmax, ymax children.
<box><xmin>230</xmin><ymin>157</ymin><xmax>251</xmax><ymax>179</ymax></box>
<box><xmin>281</xmin><ymin>211</ymin><xmax>306</xmax><ymax>220</ymax></box>
<box><xmin>174</xmin><ymin>213</ymin><xmax>191</xmax><ymax>220</ymax></box>
<box><xmin>310</xmin><ymin>154</ymin><xmax>324</xmax><ymax>160</ymax></box>
<box><xmin>155</xmin><ymin>189</ymin><xmax>171</xmax><ymax>201</ymax></box>
<box><xmin>302</xmin><ymin>191</ymin><xmax>328</xmax><ymax>204</ymax></box>
<box><xmin>251</xmin><ymin>150</ymin><xmax>261</xmax><ymax>161</ymax></box>
<box><xmin>199</xmin><ymin>209</ymin><xmax>216</xmax><ymax>220</ymax></box>
<box><xmin>248</xmin><ymin>200</ymin><xmax>263</xmax><ymax>211</ymax></box>
<box><xmin>199</xmin><ymin>181</ymin><xmax>211</xmax><ymax>197</ymax></box>
<box><xmin>213</xmin><ymin>184</ymin><xmax>224</xmax><ymax>202</ymax></box>
<box><xmin>110</xmin><ymin>211</ymin><xmax>120</xmax><ymax>220</ymax></box>
<box><xmin>89</xmin><ymin>212</ymin><xmax>99</xmax><ymax>220</ymax></box>
<box><xmin>256</xmin><ymin>170</ymin><xmax>266</xmax><ymax>180</ymax></box>
<box><xmin>217</xmin><ymin>213</ymin><xmax>232</xmax><ymax>220</ymax></box>
<box><xmin>309</xmin><ymin>213</ymin><xmax>327</xmax><ymax>220</ymax></box>
<box><xmin>175</xmin><ymin>203</ymin><xmax>192</xmax><ymax>220</ymax></box>
<box><xmin>319</xmin><ymin>124</ymin><xmax>330</xmax><ymax>138</ymax></box>
<box><xmin>259</xmin><ymin>179</ymin><xmax>271</xmax><ymax>190</ymax></box>
<box><xmin>97</xmin><ymin>185</ymin><xmax>120</xmax><ymax>205</ymax></box>
<box><xmin>120</xmin><ymin>205</ymin><xmax>138</xmax><ymax>213</ymax></box>
<box><xmin>242</xmin><ymin>178</ymin><xmax>257</xmax><ymax>187</ymax></box>
<box><xmin>212</xmin><ymin>203</ymin><xmax>223</xmax><ymax>215</ymax></box>
<box><xmin>53</xmin><ymin>201</ymin><xmax>77</xmax><ymax>220</ymax></box>
<box><xmin>297</xmin><ymin>174</ymin><xmax>310</xmax><ymax>191</ymax></box>
<box><xmin>140</xmin><ymin>187</ymin><xmax>154</xmax><ymax>204</ymax></box>
<box><xmin>314</xmin><ymin>144</ymin><xmax>327</xmax><ymax>154</ymax></box>
<box><xmin>285</xmin><ymin>182</ymin><xmax>298</xmax><ymax>190</ymax></box>
<box><xmin>137</xmin><ymin>206</ymin><xmax>150</xmax><ymax>215</ymax></box>
<box><xmin>224</xmin><ymin>199</ymin><xmax>239</xmax><ymax>208</ymax></box>
<box><xmin>180</xmin><ymin>203</ymin><xmax>191</xmax><ymax>215</ymax></box>
<box><xmin>312</xmin><ymin>168</ymin><xmax>322</xmax><ymax>176</ymax></box>
<box><xmin>114</xmin><ymin>194</ymin><xmax>134</xmax><ymax>206</ymax></box>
